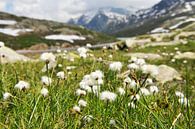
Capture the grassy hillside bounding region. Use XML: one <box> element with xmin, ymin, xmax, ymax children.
<box><xmin>0</xmin><ymin>12</ymin><xmax>116</xmax><ymax>50</ymax></box>
<box><xmin>0</xmin><ymin>39</ymin><xmax>194</xmax><ymax>128</ymax></box>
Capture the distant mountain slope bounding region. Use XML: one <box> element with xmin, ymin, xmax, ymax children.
<box><xmin>0</xmin><ymin>12</ymin><xmax>116</xmax><ymax>50</ymax></box>
<box><xmin>69</xmin><ymin>0</ymin><xmax>195</xmax><ymax>37</ymax></box>
<box><xmin>68</xmin><ymin>7</ymin><xmax>138</xmax><ymax>33</ymax></box>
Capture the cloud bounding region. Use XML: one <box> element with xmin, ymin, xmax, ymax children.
<box><xmin>0</xmin><ymin>0</ymin><xmax>161</xmax><ymax>22</ymax></box>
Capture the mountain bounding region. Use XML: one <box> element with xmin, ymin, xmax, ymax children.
<box><xmin>69</xmin><ymin>0</ymin><xmax>195</xmax><ymax>37</ymax></box>
<box><xmin>0</xmin><ymin>12</ymin><xmax>115</xmax><ymax>50</ymax></box>
<box><xmin>68</xmin><ymin>7</ymin><xmax>138</xmax><ymax>33</ymax></box>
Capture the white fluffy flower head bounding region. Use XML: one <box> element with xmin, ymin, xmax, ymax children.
<box><xmin>100</xmin><ymin>91</ymin><xmax>117</xmax><ymax>102</ymax></box>
<box><xmin>41</xmin><ymin>76</ymin><xmax>52</xmax><ymax>86</ymax></box>
<box><xmin>15</xmin><ymin>81</ymin><xmax>30</xmax><ymax>90</ymax></box>
<box><xmin>41</xmin><ymin>88</ymin><xmax>49</xmax><ymax>97</ymax></box>
<box><xmin>109</xmin><ymin>62</ymin><xmax>123</xmax><ymax>72</ymax></box>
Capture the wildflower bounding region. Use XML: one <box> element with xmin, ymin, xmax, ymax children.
<box><xmin>41</xmin><ymin>88</ymin><xmax>49</xmax><ymax>97</ymax></box>
<box><xmin>108</xmin><ymin>54</ymin><xmax>113</xmax><ymax>58</ymax></box>
<box><xmin>83</xmin><ymin>115</ymin><xmax>93</xmax><ymax>123</ymax></box>
<box><xmin>73</xmin><ymin>105</ymin><xmax>80</xmax><ymax>112</ymax></box>
<box><xmin>41</xmin><ymin>76</ymin><xmax>52</xmax><ymax>86</ymax></box>
<box><xmin>103</xmin><ymin>46</ymin><xmax>107</xmax><ymax>49</ymax></box>
<box><xmin>178</xmin><ymin>97</ymin><xmax>189</xmax><ymax>106</ymax></box>
<box><xmin>76</xmin><ymin>89</ymin><xmax>86</xmax><ymax>96</ymax></box>
<box><xmin>56</xmin><ymin>71</ymin><xmax>65</xmax><ymax>79</ymax></box>
<box><xmin>130</xmin><ymin>80</ymin><xmax>137</xmax><ymax>88</ymax></box>
<box><xmin>3</xmin><ymin>92</ymin><xmax>11</xmax><ymax>100</ymax></box>
<box><xmin>135</xmin><ymin>58</ymin><xmax>145</xmax><ymax>66</ymax></box>
<box><xmin>86</xmin><ymin>43</ymin><xmax>92</xmax><ymax>48</ymax></box>
<box><xmin>128</xmin><ymin>102</ymin><xmax>136</xmax><ymax>108</ymax></box>
<box><xmin>0</xmin><ymin>41</ymin><xmax>5</xmax><ymax>47</ymax></box>
<box><xmin>183</xmin><ymin>60</ymin><xmax>187</xmax><ymax>64</ymax></box>
<box><xmin>90</xmin><ymin>70</ymin><xmax>104</xmax><ymax>80</ymax></box>
<box><xmin>109</xmin><ymin>119</ymin><xmax>116</xmax><ymax>126</ymax></box>
<box><xmin>171</xmin><ymin>58</ymin><xmax>176</xmax><ymax>62</ymax></box>
<box><xmin>175</xmin><ymin>91</ymin><xmax>184</xmax><ymax>98</ymax></box>
<box><xmin>40</xmin><ymin>52</ymin><xmax>56</xmax><ymax>63</ymax></box>
<box><xmin>127</xmin><ymin>63</ymin><xmax>139</xmax><ymax>70</ymax></box>
<box><xmin>41</xmin><ymin>61</ymin><xmax>57</xmax><ymax>72</ymax></box>
<box><xmin>140</xmin><ymin>88</ymin><xmax>150</xmax><ymax>96</ymax></box>
<box><xmin>58</xmin><ymin>64</ymin><xmax>62</xmax><ymax>67</ymax></box>
<box><xmin>109</xmin><ymin>62</ymin><xmax>123</xmax><ymax>72</ymax></box>
<box><xmin>15</xmin><ymin>81</ymin><xmax>30</xmax><ymax>90</ymax></box>
<box><xmin>78</xmin><ymin>99</ymin><xmax>87</xmax><ymax>107</ymax></box>
<box><xmin>174</xmin><ymin>47</ymin><xmax>179</xmax><ymax>51</ymax></box>
<box><xmin>146</xmin><ymin>78</ymin><xmax>153</xmax><ymax>85</ymax></box>
<box><xmin>123</xmin><ymin>77</ymin><xmax>131</xmax><ymax>86</ymax></box>
<box><xmin>130</xmin><ymin>94</ymin><xmax>140</xmax><ymax>101</ymax></box>
<box><xmin>56</xmin><ymin>49</ymin><xmax>61</xmax><ymax>53</ymax></box>
<box><xmin>100</xmin><ymin>91</ymin><xmax>117</xmax><ymax>102</ymax></box>
<box><xmin>117</xmin><ymin>87</ymin><xmax>125</xmax><ymax>95</ymax></box>
<box><xmin>77</xmin><ymin>47</ymin><xmax>88</xmax><ymax>58</ymax></box>
<box><xmin>92</xmin><ymin>85</ymin><xmax>100</xmax><ymax>95</ymax></box>
<box><xmin>149</xmin><ymin>86</ymin><xmax>159</xmax><ymax>94</ymax></box>
<box><xmin>66</xmin><ymin>66</ymin><xmax>76</xmax><ymax>70</ymax></box>
<box><xmin>129</xmin><ymin>57</ymin><xmax>137</xmax><ymax>63</ymax></box>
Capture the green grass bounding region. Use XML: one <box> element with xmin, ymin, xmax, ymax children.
<box><xmin>0</xmin><ymin>42</ymin><xmax>194</xmax><ymax>128</ymax></box>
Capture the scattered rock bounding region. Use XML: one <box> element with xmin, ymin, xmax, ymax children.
<box><xmin>126</xmin><ymin>53</ymin><xmax>163</xmax><ymax>60</ymax></box>
<box><xmin>0</xmin><ymin>46</ymin><xmax>30</xmax><ymax>63</ymax></box>
<box><xmin>174</xmin><ymin>52</ymin><xmax>195</xmax><ymax>59</ymax></box>
<box><xmin>27</xmin><ymin>43</ymin><xmax>48</xmax><ymax>50</ymax></box>
<box><xmin>141</xmin><ymin>64</ymin><xmax>182</xmax><ymax>83</ymax></box>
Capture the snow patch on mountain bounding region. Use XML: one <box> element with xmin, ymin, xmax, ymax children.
<box><xmin>45</xmin><ymin>35</ymin><xmax>86</xmax><ymax>43</ymax></box>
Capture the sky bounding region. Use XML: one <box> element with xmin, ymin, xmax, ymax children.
<box><xmin>0</xmin><ymin>0</ymin><xmax>161</xmax><ymax>22</ymax></box>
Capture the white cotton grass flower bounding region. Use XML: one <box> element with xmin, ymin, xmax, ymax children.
<box><xmin>66</xmin><ymin>66</ymin><xmax>76</xmax><ymax>70</ymax></box>
<box><xmin>171</xmin><ymin>58</ymin><xmax>176</xmax><ymax>63</ymax></box>
<box><xmin>83</xmin><ymin>115</ymin><xmax>93</xmax><ymax>123</ymax></box>
<box><xmin>140</xmin><ymin>88</ymin><xmax>151</xmax><ymax>96</ymax></box>
<box><xmin>146</xmin><ymin>78</ymin><xmax>153</xmax><ymax>85</ymax></box>
<box><xmin>128</xmin><ymin>102</ymin><xmax>136</xmax><ymax>108</ymax></box>
<box><xmin>77</xmin><ymin>47</ymin><xmax>88</xmax><ymax>58</ymax></box>
<box><xmin>109</xmin><ymin>119</ymin><xmax>116</xmax><ymax>126</ymax></box>
<box><xmin>40</xmin><ymin>52</ymin><xmax>56</xmax><ymax>62</ymax></box>
<box><xmin>178</xmin><ymin>97</ymin><xmax>189</xmax><ymax>106</ymax></box>
<box><xmin>78</xmin><ymin>99</ymin><xmax>87</xmax><ymax>107</ymax></box>
<box><xmin>123</xmin><ymin>77</ymin><xmax>131</xmax><ymax>86</ymax></box>
<box><xmin>128</xmin><ymin>63</ymin><xmax>139</xmax><ymax>70</ymax></box>
<box><xmin>130</xmin><ymin>80</ymin><xmax>137</xmax><ymax>88</ymax></box>
<box><xmin>56</xmin><ymin>49</ymin><xmax>61</xmax><ymax>53</ymax></box>
<box><xmin>108</xmin><ymin>54</ymin><xmax>113</xmax><ymax>58</ymax></box>
<box><xmin>3</xmin><ymin>92</ymin><xmax>12</xmax><ymax>100</ymax></box>
<box><xmin>175</xmin><ymin>91</ymin><xmax>184</xmax><ymax>98</ymax></box>
<box><xmin>100</xmin><ymin>91</ymin><xmax>117</xmax><ymax>102</ymax></box>
<box><xmin>73</xmin><ymin>105</ymin><xmax>80</xmax><ymax>112</ymax></box>
<box><xmin>76</xmin><ymin>89</ymin><xmax>86</xmax><ymax>96</ymax></box>
<box><xmin>149</xmin><ymin>86</ymin><xmax>159</xmax><ymax>94</ymax></box>
<box><xmin>41</xmin><ymin>76</ymin><xmax>52</xmax><ymax>86</ymax></box>
<box><xmin>56</xmin><ymin>71</ymin><xmax>65</xmax><ymax>79</ymax></box>
<box><xmin>174</xmin><ymin>47</ymin><xmax>179</xmax><ymax>51</ymax></box>
<box><xmin>183</xmin><ymin>60</ymin><xmax>187</xmax><ymax>64</ymax></box>
<box><xmin>130</xmin><ymin>94</ymin><xmax>140</xmax><ymax>102</ymax></box>
<box><xmin>41</xmin><ymin>61</ymin><xmax>57</xmax><ymax>72</ymax></box>
<box><xmin>109</xmin><ymin>62</ymin><xmax>123</xmax><ymax>72</ymax></box>
<box><xmin>129</xmin><ymin>57</ymin><xmax>137</xmax><ymax>63</ymax></box>
<box><xmin>117</xmin><ymin>87</ymin><xmax>125</xmax><ymax>95</ymax></box>
<box><xmin>15</xmin><ymin>81</ymin><xmax>30</xmax><ymax>90</ymax></box>
<box><xmin>41</xmin><ymin>88</ymin><xmax>49</xmax><ymax>97</ymax></box>
<box><xmin>58</xmin><ymin>64</ymin><xmax>62</xmax><ymax>67</ymax></box>
<box><xmin>86</xmin><ymin>43</ymin><xmax>92</xmax><ymax>48</ymax></box>
<box><xmin>0</xmin><ymin>41</ymin><xmax>5</xmax><ymax>47</ymax></box>
<box><xmin>135</xmin><ymin>58</ymin><xmax>146</xmax><ymax>66</ymax></box>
